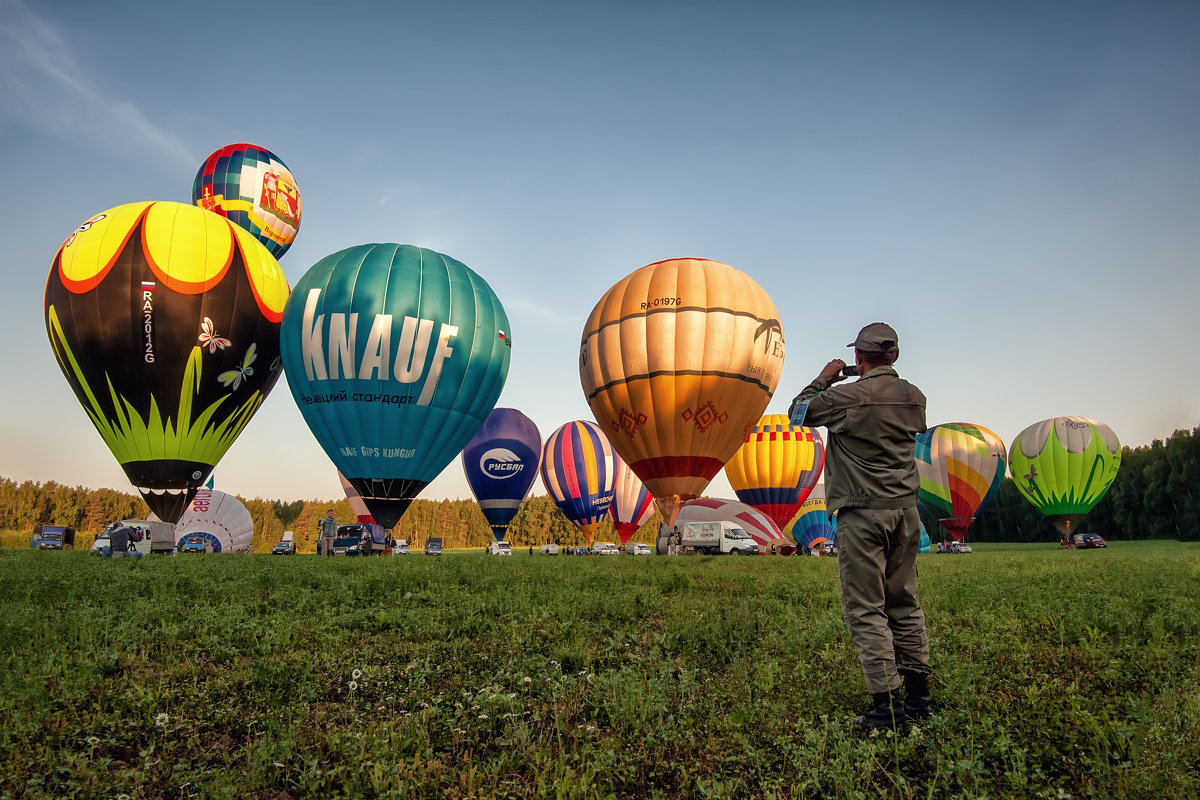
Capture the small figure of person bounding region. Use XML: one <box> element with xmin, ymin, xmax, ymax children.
<box><xmin>319</xmin><ymin>510</ymin><xmax>337</xmax><ymax>556</ymax></box>
<box><xmin>105</xmin><ymin>525</ymin><xmax>142</xmax><ymax>559</ymax></box>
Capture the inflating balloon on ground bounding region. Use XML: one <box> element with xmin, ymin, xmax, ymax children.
<box><xmin>609</xmin><ymin>455</ymin><xmax>655</xmax><ymax>544</ymax></box>
<box><xmin>171</xmin><ymin>488</ymin><xmax>254</xmax><ymax>553</ymax></box>
<box><xmin>44</xmin><ymin>201</ymin><xmax>290</xmax><ymax>522</ymax></box>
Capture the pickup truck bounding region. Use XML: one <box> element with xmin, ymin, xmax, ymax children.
<box><xmin>33</xmin><ymin>525</ymin><xmax>76</xmax><ymax>550</ymax></box>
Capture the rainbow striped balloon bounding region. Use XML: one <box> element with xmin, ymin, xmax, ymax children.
<box><xmin>915</xmin><ymin>423</ymin><xmax>1007</xmax><ymax>541</ymax></box>
<box><xmin>540</xmin><ymin>420</ymin><xmax>616</xmax><ymax>544</ymax></box>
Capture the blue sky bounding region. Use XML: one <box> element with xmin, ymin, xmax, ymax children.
<box><xmin>3</xmin><ymin>0</ymin><xmax>1198</xmax><ymax>504</ymax></box>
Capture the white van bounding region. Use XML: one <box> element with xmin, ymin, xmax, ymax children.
<box><xmin>489</xmin><ymin>540</ymin><xmax>513</xmax><ymax>556</ymax></box>
<box><xmin>676</xmin><ymin>521</ymin><xmax>758</xmax><ymax>556</ymax></box>
<box><xmin>625</xmin><ymin>542</ymin><xmax>653</xmax><ymax>556</ymax></box>
<box><xmin>91</xmin><ymin>519</ymin><xmax>176</xmax><ymax>556</ymax></box>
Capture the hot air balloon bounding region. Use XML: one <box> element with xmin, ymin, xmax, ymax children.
<box><xmin>784</xmin><ymin>496</ymin><xmax>837</xmax><ymax>554</ymax></box>
<box><xmin>44</xmin><ymin>201</ymin><xmax>289</xmax><ymax>522</ymax></box>
<box><xmin>1009</xmin><ymin>417</ymin><xmax>1121</xmax><ymax>546</ymax></box>
<box><xmin>914</xmin><ymin>423</ymin><xmax>1007</xmax><ymax>542</ymax></box>
<box><xmin>540</xmin><ymin>420</ymin><xmax>616</xmax><ymax>545</ymax></box>
<box><xmin>192</xmin><ymin>143</ymin><xmax>301</xmax><ymax>259</ymax></box>
<box><xmin>338</xmin><ymin>470</ymin><xmax>375</xmax><ymax>524</ymax></box>
<box><xmin>172</xmin><ymin>488</ymin><xmax>254</xmax><ymax>553</ymax></box>
<box><xmin>918</xmin><ymin>523</ymin><xmax>931</xmax><ymax>554</ymax></box>
<box><xmin>280</xmin><ymin>244</ymin><xmax>509</xmax><ymax>529</ymax></box>
<box><xmin>609</xmin><ymin>455</ymin><xmax>655</xmax><ymax>544</ymax></box>
<box><xmin>579</xmin><ymin>258</ymin><xmax>785</xmax><ymax>527</ymax></box>
<box><xmin>725</xmin><ymin>414</ymin><xmax>824</xmax><ymax>530</ymax></box>
<box><xmin>676</xmin><ymin>497</ymin><xmax>790</xmax><ymax>554</ymax></box>
<box><xmin>461</xmin><ymin>408</ymin><xmax>542</xmax><ymax>542</ymax></box>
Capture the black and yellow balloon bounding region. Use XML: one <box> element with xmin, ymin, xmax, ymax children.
<box><xmin>44</xmin><ymin>201</ymin><xmax>290</xmax><ymax>522</ymax></box>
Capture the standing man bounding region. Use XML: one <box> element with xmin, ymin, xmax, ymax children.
<box><xmin>789</xmin><ymin>322</ymin><xmax>930</xmax><ymax>730</ymax></box>
<box><xmin>319</xmin><ymin>510</ymin><xmax>337</xmax><ymax>556</ymax></box>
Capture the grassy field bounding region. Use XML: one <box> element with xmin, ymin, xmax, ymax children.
<box><xmin>1</xmin><ymin>541</ymin><xmax>1198</xmax><ymax>799</ymax></box>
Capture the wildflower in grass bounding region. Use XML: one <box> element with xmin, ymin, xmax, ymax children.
<box><xmin>86</xmin><ymin>736</ymin><xmax>100</xmax><ymax>746</ymax></box>
<box><xmin>155</xmin><ymin>713</ymin><xmax>169</xmax><ymax>728</ymax></box>
<box><xmin>118</xmin><ymin>794</ymin><xmax>132</xmax><ymax>800</ymax></box>
<box><xmin>352</xmin><ymin>669</ymin><xmax>362</xmax><ymax>679</ymax></box>
<box><xmin>523</xmin><ymin>676</ymin><xmax>532</xmax><ymax>684</ymax></box>
<box><xmin>479</xmin><ymin>714</ymin><xmax>488</xmax><ymax>720</ymax></box>
<box><xmin>349</xmin><ymin>681</ymin><xmax>358</xmax><ymax>691</ymax></box>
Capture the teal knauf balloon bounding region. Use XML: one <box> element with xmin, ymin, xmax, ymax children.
<box><xmin>280</xmin><ymin>244</ymin><xmax>511</xmax><ymax>528</ymax></box>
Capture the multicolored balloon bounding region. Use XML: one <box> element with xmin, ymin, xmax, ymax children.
<box><xmin>609</xmin><ymin>455</ymin><xmax>655</xmax><ymax>544</ymax></box>
<box><xmin>280</xmin><ymin>244</ymin><xmax>510</xmax><ymax>529</ymax></box>
<box><xmin>44</xmin><ymin>201</ymin><xmax>289</xmax><ymax>523</ymax></box>
<box><xmin>784</xmin><ymin>496</ymin><xmax>837</xmax><ymax>553</ymax></box>
<box><xmin>914</xmin><ymin>422</ymin><xmax>1007</xmax><ymax>542</ymax></box>
<box><xmin>579</xmin><ymin>258</ymin><xmax>786</xmax><ymax>527</ymax></box>
<box><xmin>725</xmin><ymin>415</ymin><xmax>824</xmax><ymax>530</ymax></box>
<box><xmin>192</xmin><ymin>143</ymin><xmax>301</xmax><ymax>259</ymax></box>
<box><xmin>918</xmin><ymin>523</ymin><xmax>931</xmax><ymax>554</ymax></box>
<box><xmin>540</xmin><ymin>420</ymin><xmax>616</xmax><ymax>544</ymax></box>
<box><xmin>676</xmin><ymin>497</ymin><xmax>791</xmax><ymax>554</ymax></box>
<box><xmin>461</xmin><ymin>408</ymin><xmax>542</xmax><ymax>542</ymax></box>
<box><xmin>1009</xmin><ymin>417</ymin><xmax>1121</xmax><ymax>538</ymax></box>
<box><xmin>172</xmin><ymin>488</ymin><xmax>254</xmax><ymax>553</ymax></box>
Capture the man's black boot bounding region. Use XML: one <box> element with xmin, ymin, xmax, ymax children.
<box><xmin>900</xmin><ymin>669</ymin><xmax>931</xmax><ymax>722</ymax></box>
<box><xmin>852</xmin><ymin>689</ymin><xmax>906</xmax><ymax>730</ymax></box>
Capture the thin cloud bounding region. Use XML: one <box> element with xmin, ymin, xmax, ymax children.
<box><xmin>0</xmin><ymin>0</ymin><xmax>192</xmax><ymax>167</ymax></box>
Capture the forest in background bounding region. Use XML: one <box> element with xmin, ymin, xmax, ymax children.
<box><xmin>3</xmin><ymin>426</ymin><xmax>1197</xmax><ymax>551</ymax></box>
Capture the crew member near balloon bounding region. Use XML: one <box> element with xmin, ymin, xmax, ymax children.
<box><xmin>319</xmin><ymin>510</ymin><xmax>337</xmax><ymax>557</ymax></box>
<box><xmin>788</xmin><ymin>322</ymin><xmax>930</xmax><ymax>730</ymax></box>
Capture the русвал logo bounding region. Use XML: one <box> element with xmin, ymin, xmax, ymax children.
<box><xmin>481</xmin><ymin>448</ymin><xmax>524</xmax><ymax>479</ymax></box>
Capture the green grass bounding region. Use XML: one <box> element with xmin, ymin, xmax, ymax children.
<box><xmin>1</xmin><ymin>543</ymin><xmax>1198</xmax><ymax>799</ymax></box>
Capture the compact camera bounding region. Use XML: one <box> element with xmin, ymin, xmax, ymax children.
<box><xmin>841</xmin><ymin>365</ymin><xmax>858</xmax><ymax>377</ymax></box>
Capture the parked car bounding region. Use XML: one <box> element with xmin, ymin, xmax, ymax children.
<box><xmin>391</xmin><ymin>539</ymin><xmax>411</xmax><ymax>555</ymax></box>
<box><xmin>424</xmin><ymin>537</ymin><xmax>443</xmax><ymax>556</ymax></box>
<box><xmin>32</xmin><ymin>525</ymin><xmax>76</xmax><ymax>550</ymax></box>
<box><xmin>539</xmin><ymin>543</ymin><xmax>560</xmax><ymax>556</ymax></box>
<box><xmin>271</xmin><ymin>531</ymin><xmax>296</xmax><ymax>555</ymax></box>
<box><xmin>178</xmin><ymin>533</ymin><xmax>213</xmax><ymax>554</ymax></box>
<box><xmin>624</xmin><ymin>542</ymin><xmax>653</xmax><ymax>556</ymax></box>
<box><xmin>1073</xmin><ymin>533</ymin><xmax>1107</xmax><ymax>549</ymax></box>
<box><xmin>489</xmin><ymin>540</ymin><xmax>513</xmax><ymax>556</ymax></box>
<box><xmin>593</xmin><ymin>542</ymin><xmax>620</xmax><ymax>555</ymax></box>
<box><xmin>950</xmin><ymin>541</ymin><xmax>972</xmax><ymax>554</ymax></box>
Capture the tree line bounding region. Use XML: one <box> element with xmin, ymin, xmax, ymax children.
<box><xmin>3</xmin><ymin>425</ymin><xmax>1197</xmax><ymax>551</ymax></box>
<box><xmin>0</xmin><ymin>479</ymin><xmax>662</xmax><ymax>553</ymax></box>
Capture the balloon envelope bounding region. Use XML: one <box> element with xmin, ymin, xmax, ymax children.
<box><xmin>462</xmin><ymin>408</ymin><xmax>542</xmax><ymax>541</ymax></box>
<box><xmin>172</xmin><ymin>487</ymin><xmax>254</xmax><ymax>553</ymax></box>
<box><xmin>44</xmin><ymin>201</ymin><xmax>289</xmax><ymax>522</ymax></box>
<box><xmin>192</xmin><ymin>143</ymin><xmax>301</xmax><ymax>258</ymax></box>
<box><xmin>1009</xmin><ymin>417</ymin><xmax>1121</xmax><ymax>537</ymax></box>
<box><xmin>784</xmin><ymin>496</ymin><xmax>837</xmax><ymax>553</ymax></box>
<box><xmin>280</xmin><ymin>244</ymin><xmax>510</xmax><ymax>529</ymax></box>
<box><xmin>338</xmin><ymin>470</ymin><xmax>376</xmax><ymax>524</ymax></box>
<box><xmin>915</xmin><ymin>422</ymin><xmax>1007</xmax><ymax>541</ymax></box>
<box><xmin>579</xmin><ymin>258</ymin><xmax>786</xmax><ymax>526</ymax></box>
<box><xmin>676</xmin><ymin>497</ymin><xmax>790</xmax><ymax>554</ymax></box>
<box><xmin>540</xmin><ymin>421</ymin><xmax>616</xmax><ymax>544</ymax></box>
<box><xmin>725</xmin><ymin>415</ymin><xmax>824</xmax><ymax>530</ymax></box>
<box><xmin>609</xmin><ymin>455</ymin><xmax>655</xmax><ymax>544</ymax></box>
